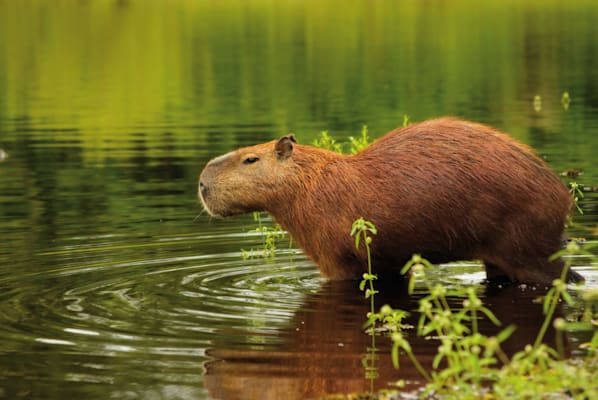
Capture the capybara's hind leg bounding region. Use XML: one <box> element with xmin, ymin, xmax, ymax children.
<box><xmin>484</xmin><ymin>262</ymin><xmax>516</xmax><ymax>284</ymax></box>
<box><xmin>482</xmin><ymin>255</ymin><xmax>583</xmax><ymax>285</ymax></box>
<box><xmin>482</xmin><ymin>219</ymin><xmax>583</xmax><ymax>284</ymax></box>
<box><xmin>508</xmin><ymin>257</ymin><xmax>583</xmax><ymax>285</ymax></box>
<box><xmin>526</xmin><ymin>257</ymin><xmax>585</xmax><ymax>284</ymax></box>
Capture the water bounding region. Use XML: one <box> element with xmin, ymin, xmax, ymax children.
<box><xmin>0</xmin><ymin>1</ymin><xmax>597</xmax><ymax>399</ymax></box>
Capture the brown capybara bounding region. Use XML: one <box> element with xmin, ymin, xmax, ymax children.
<box><xmin>199</xmin><ymin>117</ymin><xmax>583</xmax><ymax>284</ymax></box>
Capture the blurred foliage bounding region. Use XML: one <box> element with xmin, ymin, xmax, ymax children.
<box><xmin>1</xmin><ymin>0</ymin><xmax>598</xmax><ymax>149</ymax></box>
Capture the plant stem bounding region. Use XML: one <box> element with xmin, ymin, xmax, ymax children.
<box><xmin>534</xmin><ymin>293</ymin><xmax>558</xmax><ymax>349</ymax></box>
<box><xmin>366</xmin><ymin>241</ymin><xmax>375</xmax><ymax>315</ymax></box>
<box><xmin>408</xmin><ymin>351</ymin><xmax>432</xmax><ymax>381</ymax></box>
<box><xmin>535</xmin><ymin>263</ymin><xmax>572</xmax><ymax>349</ymax></box>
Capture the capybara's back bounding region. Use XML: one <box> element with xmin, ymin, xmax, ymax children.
<box><xmin>344</xmin><ymin>118</ymin><xmax>579</xmax><ymax>283</ymax></box>
<box><xmin>199</xmin><ymin>117</ymin><xmax>583</xmax><ymax>284</ymax></box>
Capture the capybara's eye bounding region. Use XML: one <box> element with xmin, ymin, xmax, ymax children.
<box><xmin>243</xmin><ymin>157</ymin><xmax>260</xmax><ymax>165</ymax></box>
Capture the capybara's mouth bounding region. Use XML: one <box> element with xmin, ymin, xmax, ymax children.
<box><xmin>199</xmin><ymin>199</ymin><xmax>222</xmax><ymax>218</ymax></box>
<box><xmin>198</xmin><ymin>181</ymin><xmax>217</xmax><ymax>217</ymax></box>
<box><xmin>197</xmin><ymin>185</ymin><xmax>234</xmax><ymax>218</ymax></box>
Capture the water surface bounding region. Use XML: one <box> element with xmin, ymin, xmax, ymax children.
<box><xmin>0</xmin><ymin>1</ymin><xmax>597</xmax><ymax>399</ymax></box>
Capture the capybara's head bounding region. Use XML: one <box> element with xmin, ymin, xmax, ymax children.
<box><xmin>199</xmin><ymin>134</ymin><xmax>297</xmax><ymax>217</ymax></box>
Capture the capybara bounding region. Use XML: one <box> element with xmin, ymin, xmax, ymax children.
<box><xmin>199</xmin><ymin>117</ymin><xmax>583</xmax><ymax>284</ymax></box>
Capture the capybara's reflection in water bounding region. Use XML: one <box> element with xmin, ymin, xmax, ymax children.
<box><xmin>204</xmin><ymin>276</ymin><xmax>575</xmax><ymax>400</ymax></box>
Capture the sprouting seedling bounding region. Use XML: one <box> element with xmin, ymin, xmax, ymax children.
<box><xmin>351</xmin><ymin>217</ymin><xmax>378</xmax><ymax>304</ymax></box>
<box><xmin>241</xmin><ymin>212</ymin><xmax>286</xmax><ymax>259</ymax></box>
<box><xmin>569</xmin><ymin>182</ymin><xmax>584</xmax><ymax>215</ymax></box>
<box><xmin>349</xmin><ymin>125</ymin><xmax>371</xmax><ymax>155</ymax></box>
<box><xmin>351</xmin><ymin>217</ymin><xmax>379</xmax><ymax>392</ymax></box>
<box><xmin>312</xmin><ymin>130</ymin><xmax>343</xmax><ymax>153</ymax></box>
<box><xmin>351</xmin><ymin>217</ymin><xmax>377</xmax><ymax>253</ymax></box>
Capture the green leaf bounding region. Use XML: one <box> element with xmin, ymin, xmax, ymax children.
<box><xmin>548</xmin><ymin>248</ymin><xmax>567</xmax><ymax>261</ymax></box>
<box><xmin>479</xmin><ymin>306</ymin><xmax>502</xmax><ymax>326</ymax></box>
<box><xmin>432</xmin><ymin>352</ymin><xmax>445</xmax><ymax>369</ymax></box>
<box><xmin>400</xmin><ymin>339</ymin><xmax>412</xmax><ymax>354</ymax></box>
<box><xmin>563</xmin><ymin>321</ymin><xmax>594</xmax><ymax>332</ymax></box>
<box><xmin>392</xmin><ymin>344</ymin><xmax>400</xmax><ymax>369</ymax></box>
<box><xmin>361</xmin><ymin>273</ymin><xmax>377</xmax><ymax>281</ymax></box>
<box><xmin>400</xmin><ymin>258</ymin><xmax>414</xmax><ymax>275</ymax></box>
<box><xmin>354</xmin><ymin>232</ymin><xmax>361</xmax><ymax>249</ymax></box>
<box><xmin>561</xmin><ymin>290</ymin><xmax>574</xmax><ymax>306</ymax></box>
<box><xmin>408</xmin><ymin>275</ymin><xmax>416</xmax><ymax>295</ymax></box>
<box><xmin>543</xmin><ymin>288</ymin><xmax>556</xmax><ymax>314</ymax></box>
<box><xmin>496</xmin><ymin>325</ymin><xmax>517</xmax><ymax>343</ymax></box>
<box><xmin>359</xmin><ymin>279</ymin><xmax>367</xmax><ymax>291</ymax></box>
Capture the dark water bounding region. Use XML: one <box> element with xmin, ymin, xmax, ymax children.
<box><xmin>0</xmin><ymin>1</ymin><xmax>597</xmax><ymax>399</ymax></box>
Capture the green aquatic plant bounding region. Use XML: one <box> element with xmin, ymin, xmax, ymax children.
<box><xmin>312</xmin><ymin>125</ymin><xmax>372</xmax><ymax>155</ymax></box>
<box><xmin>396</xmin><ymin>255</ymin><xmax>513</xmax><ymax>396</ymax></box>
<box><xmin>351</xmin><ymin>217</ymin><xmax>379</xmax><ymax>318</ymax></box>
<box><xmin>533</xmin><ymin>242</ymin><xmax>580</xmax><ymax>350</ymax></box>
<box><xmin>492</xmin><ymin>262</ymin><xmax>598</xmax><ymax>399</ymax></box>
<box><xmin>369</xmin><ymin>256</ymin><xmax>595</xmax><ymax>399</ymax></box>
<box><xmin>241</xmin><ymin>212</ymin><xmax>286</xmax><ymax>259</ymax></box>
<box><xmin>343</xmin><ymin>217</ymin><xmax>597</xmax><ymax>399</ymax></box>
<box><xmin>351</xmin><ymin>217</ymin><xmax>379</xmax><ymax>391</ymax></box>
<box><xmin>312</xmin><ymin>130</ymin><xmax>343</xmax><ymax>153</ymax></box>
<box><xmin>569</xmin><ymin>181</ymin><xmax>584</xmax><ymax>215</ymax></box>
<box><xmin>313</xmin><ymin>116</ymin><xmax>409</xmax><ymax>156</ymax></box>
<box><xmin>348</xmin><ymin>125</ymin><xmax>371</xmax><ymax>155</ymax></box>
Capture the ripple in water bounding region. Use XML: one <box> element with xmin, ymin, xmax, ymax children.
<box><xmin>0</xmin><ymin>229</ymin><xmax>321</xmax><ymax>399</ymax></box>
<box><xmin>0</xmin><ymin>225</ymin><xmax>595</xmax><ymax>400</ymax></box>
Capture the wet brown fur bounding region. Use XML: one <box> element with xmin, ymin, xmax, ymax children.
<box><xmin>199</xmin><ymin>118</ymin><xmax>583</xmax><ymax>284</ymax></box>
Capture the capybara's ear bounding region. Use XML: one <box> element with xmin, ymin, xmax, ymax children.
<box><xmin>275</xmin><ymin>134</ymin><xmax>296</xmax><ymax>159</ymax></box>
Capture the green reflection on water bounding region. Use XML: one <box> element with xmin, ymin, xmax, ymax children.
<box><xmin>1</xmin><ymin>0</ymin><xmax>598</xmax><ymax>142</ymax></box>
